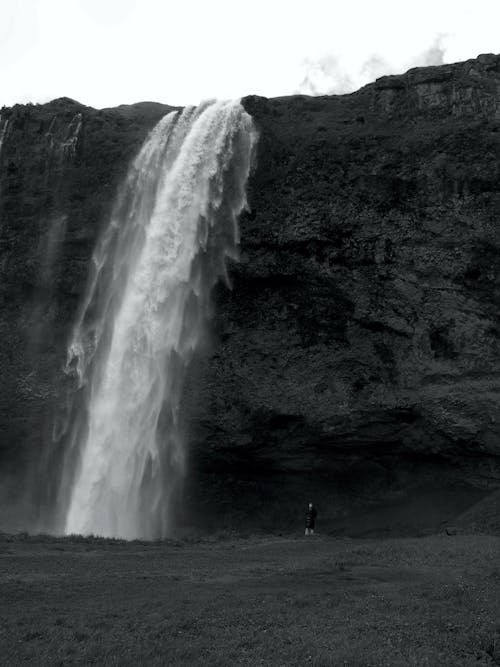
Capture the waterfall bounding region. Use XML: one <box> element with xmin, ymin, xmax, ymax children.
<box><xmin>40</xmin><ymin>114</ymin><xmax>83</xmax><ymax>267</ymax></box>
<box><xmin>61</xmin><ymin>100</ymin><xmax>257</xmax><ymax>539</ymax></box>
<box><xmin>30</xmin><ymin>113</ymin><xmax>82</xmax><ymax>350</ymax></box>
<box><xmin>0</xmin><ymin>116</ymin><xmax>10</xmax><ymax>158</ymax></box>
<box><xmin>60</xmin><ymin>113</ymin><xmax>82</xmax><ymax>159</ymax></box>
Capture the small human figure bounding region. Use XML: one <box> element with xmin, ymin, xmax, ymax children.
<box><xmin>305</xmin><ymin>502</ymin><xmax>317</xmax><ymax>536</ymax></box>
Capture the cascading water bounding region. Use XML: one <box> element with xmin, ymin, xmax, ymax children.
<box><xmin>60</xmin><ymin>113</ymin><xmax>82</xmax><ymax>159</ymax></box>
<box><xmin>30</xmin><ymin>113</ymin><xmax>82</xmax><ymax>349</ymax></box>
<box><xmin>0</xmin><ymin>116</ymin><xmax>10</xmax><ymax>157</ymax></box>
<box><xmin>60</xmin><ymin>100</ymin><xmax>257</xmax><ymax>539</ymax></box>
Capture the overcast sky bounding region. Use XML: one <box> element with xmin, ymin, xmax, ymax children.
<box><xmin>1</xmin><ymin>0</ymin><xmax>499</xmax><ymax>108</ymax></box>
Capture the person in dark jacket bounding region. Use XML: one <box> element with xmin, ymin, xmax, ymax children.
<box><xmin>305</xmin><ymin>502</ymin><xmax>317</xmax><ymax>535</ymax></box>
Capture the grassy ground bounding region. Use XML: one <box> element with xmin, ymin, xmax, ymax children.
<box><xmin>1</xmin><ymin>532</ymin><xmax>499</xmax><ymax>666</ymax></box>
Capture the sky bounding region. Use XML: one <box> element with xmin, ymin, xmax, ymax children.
<box><xmin>1</xmin><ymin>0</ymin><xmax>500</xmax><ymax>109</ymax></box>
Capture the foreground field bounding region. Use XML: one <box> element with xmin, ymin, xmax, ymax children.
<box><xmin>0</xmin><ymin>532</ymin><xmax>499</xmax><ymax>666</ymax></box>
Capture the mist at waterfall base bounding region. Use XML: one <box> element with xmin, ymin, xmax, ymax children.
<box><xmin>37</xmin><ymin>101</ymin><xmax>257</xmax><ymax>540</ymax></box>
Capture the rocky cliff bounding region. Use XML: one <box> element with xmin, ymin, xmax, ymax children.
<box><xmin>2</xmin><ymin>55</ymin><xmax>500</xmax><ymax>532</ymax></box>
<box><xmin>0</xmin><ymin>98</ymin><xmax>173</xmax><ymax>527</ymax></box>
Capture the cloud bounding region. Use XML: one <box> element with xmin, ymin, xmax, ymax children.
<box><xmin>408</xmin><ymin>34</ymin><xmax>448</xmax><ymax>68</ymax></box>
<box><xmin>296</xmin><ymin>35</ymin><xmax>450</xmax><ymax>97</ymax></box>
<box><xmin>297</xmin><ymin>55</ymin><xmax>353</xmax><ymax>96</ymax></box>
<box><xmin>360</xmin><ymin>54</ymin><xmax>392</xmax><ymax>82</ymax></box>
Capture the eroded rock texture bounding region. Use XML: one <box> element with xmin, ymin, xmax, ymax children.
<box><xmin>187</xmin><ymin>54</ymin><xmax>500</xmax><ymax>526</ymax></box>
<box><xmin>2</xmin><ymin>55</ymin><xmax>500</xmax><ymax>530</ymax></box>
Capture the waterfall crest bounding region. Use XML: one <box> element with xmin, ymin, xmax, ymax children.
<box><xmin>61</xmin><ymin>100</ymin><xmax>257</xmax><ymax>539</ymax></box>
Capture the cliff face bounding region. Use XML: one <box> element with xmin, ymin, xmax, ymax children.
<box><xmin>187</xmin><ymin>54</ymin><xmax>500</xmax><ymax>526</ymax></box>
<box><xmin>0</xmin><ymin>99</ymin><xmax>172</xmax><ymax>523</ymax></box>
<box><xmin>2</xmin><ymin>55</ymin><xmax>500</xmax><ymax>531</ymax></box>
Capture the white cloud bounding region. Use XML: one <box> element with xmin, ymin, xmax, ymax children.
<box><xmin>298</xmin><ymin>55</ymin><xmax>353</xmax><ymax>96</ymax></box>
<box><xmin>408</xmin><ymin>35</ymin><xmax>448</xmax><ymax>69</ymax></box>
<box><xmin>297</xmin><ymin>35</ymin><xmax>452</xmax><ymax>96</ymax></box>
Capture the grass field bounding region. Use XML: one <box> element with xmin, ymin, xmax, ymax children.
<box><xmin>1</xmin><ymin>531</ymin><xmax>499</xmax><ymax>666</ymax></box>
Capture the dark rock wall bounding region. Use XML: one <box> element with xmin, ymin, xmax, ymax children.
<box><xmin>186</xmin><ymin>55</ymin><xmax>500</xmax><ymax>525</ymax></box>
<box><xmin>2</xmin><ymin>56</ymin><xmax>500</xmax><ymax>530</ymax></box>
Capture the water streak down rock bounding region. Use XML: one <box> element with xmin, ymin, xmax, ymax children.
<box><xmin>60</xmin><ymin>101</ymin><xmax>257</xmax><ymax>538</ymax></box>
<box><xmin>0</xmin><ymin>116</ymin><xmax>10</xmax><ymax>157</ymax></box>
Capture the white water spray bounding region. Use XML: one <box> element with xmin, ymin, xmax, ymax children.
<box><xmin>62</xmin><ymin>101</ymin><xmax>257</xmax><ymax>539</ymax></box>
<box><xmin>0</xmin><ymin>116</ymin><xmax>10</xmax><ymax>157</ymax></box>
<box><xmin>30</xmin><ymin>113</ymin><xmax>83</xmax><ymax>349</ymax></box>
<box><xmin>61</xmin><ymin>113</ymin><xmax>82</xmax><ymax>159</ymax></box>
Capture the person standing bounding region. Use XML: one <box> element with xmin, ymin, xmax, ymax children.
<box><xmin>305</xmin><ymin>502</ymin><xmax>317</xmax><ymax>536</ymax></box>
